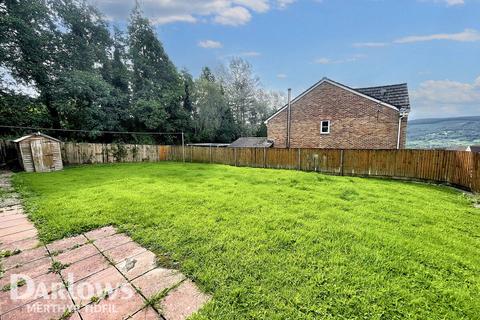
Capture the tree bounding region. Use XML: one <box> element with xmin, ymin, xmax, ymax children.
<box><xmin>192</xmin><ymin>75</ymin><xmax>238</xmax><ymax>143</ymax></box>
<box><xmin>127</xmin><ymin>3</ymin><xmax>184</xmax><ymax>139</ymax></box>
<box><xmin>52</xmin><ymin>0</ymin><xmax>112</xmax><ymax>73</ymax></box>
<box><xmin>217</xmin><ymin>57</ymin><xmax>284</xmax><ymax>137</ymax></box>
<box><xmin>1</xmin><ymin>0</ymin><xmax>63</xmax><ymax>127</ymax></box>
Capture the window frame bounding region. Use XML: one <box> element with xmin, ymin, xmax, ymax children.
<box><xmin>320</xmin><ymin>120</ymin><xmax>331</xmax><ymax>135</ymax></box>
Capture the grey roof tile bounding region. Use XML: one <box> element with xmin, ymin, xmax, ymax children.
<box><xmin>355</xmin><ymin>83</ymin><xmax>410</xmax><ymax>111</ymax></box>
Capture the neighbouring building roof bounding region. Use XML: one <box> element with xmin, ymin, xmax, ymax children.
<box><xmin>230</xmin><ymin>137</ymin><xmax>273</xmax><ymax>148</ymax></box>
<box><xmin>469</xmin><ymin>145</ymin><xmax>480</xmax><ymax>153</ymax></box>
<box><xmin>445</xmin><ymin>146</ymin><xmax>469</xmax><ymax>151</ymax></box>
<box><xmin>13</xmin><ymin>132</ymin><xmax>61</xmax><ymax>143</ymax></box>
<box><xmin>265</xmin><ymin>77</ymin><xmax>410</xmax><ymax>123</ymax></box>
<box><xmin>186</xmin><ymin>143</ymin><xmax>230</xmax><ymax>147</ymax></box>
<box><xmin>356</xmin><ymin>83</ymin><xmax>410</xmax><ymax>112</ymax></box>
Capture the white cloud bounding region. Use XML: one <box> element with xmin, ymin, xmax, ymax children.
<box><xmin>314</xmin><ymin>54</ymin><xmax>366</xmax><ymax>64</ymax></box>
<box><xmin>277</xmin><ymin>0</ymin><xmax>296</xmax><ymax>9</ymax></box>
<box><xmin>150</xmin><ymin>15</ymin><xmax>197</xmax><ymax>25</ymax></box>
<box><xmin>444</xmin><ymin>0</ymin><xmax>465</xmax><ymax>5</ymax></box>
<box><xmin>352</xmin><ymin>42</ymin><xmax>388</xmax><ymax>48</ymax></box>
<box><xmin>314</xmin><ymin>57</ymin><xmax>332</xmax><ymax>64</ymax></box>
<box><xmin>214</xmin><ymin>6</ymin><xmax>252</xmax><ymax>25</ymax></box>
<box><xmin>198</xmin><ymin>40</ymin><xmax>223</xmax><ymax>48</ymax></box>
<box><xmin>354</xmin><ymin>28</ymin><xmax>480</xmax><ymax>48</ymax></box>
<box><xmin>394</xmin><ymin>29</ymin><xmax>480</xmax><ymax>43</ymax></box>
<box><xmin>277</xmin><ymin>73</ymin><xmax>287</xmax><ymax>79</ymax></box>
<box><xmin>235</xmin><ymin>0</ymin><xmax>270</xmax><ymax>12</ymax></box>
<box><xmin>411</xmin><ymin>76</ymin><xmax>480</xmax><ymax>118</ymax></box>
<box><xmin>221</xmin><ymin>51</ymin><xmax>261</xmax><ymax>58</ymax></box>
<box><xmin>88</xmin><ymin>0</ymin><xmax>292</xmax><ymax>26</ymax></box>
<box><xmin>423</xmin><ymin>0</ymin><xmax>465</xmax><ymax>6</ymax></box>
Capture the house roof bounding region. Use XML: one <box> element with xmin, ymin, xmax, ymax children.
<box><xmin>13</xmin><ymin>132</ymin><xmax>61</xmax><ymax>143</ymax></box>
<box><xmin>229</xmin><ymin>137</ymin><xmax>273</xmax><ymax>148</ymax></box>
<box><xmin>356</xmin><ymin>83</ymin><xmax>410</xmax><ymax>111</ymax></box>
<box><xmin>265</xmin><ymin>77</ymin><xmax>410</xmax><ymax>123</ymax></box>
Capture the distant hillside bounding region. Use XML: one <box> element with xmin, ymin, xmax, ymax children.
<box><xmin>407</xmin><ymin>116</ymin><xmax>480</xmax><ymax>149</ymax></box>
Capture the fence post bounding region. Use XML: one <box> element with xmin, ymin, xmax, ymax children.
<box><xmin>181</xmin><ymin>132</ymin><xmax>185</xmax><ymax>163</ymax></box>
<box><xmin>190</xmin><ymin>145</ymin><xmax>193</xmax><ymax>162</ymax></box>
<box><xmin>263</xmin><ymin>147</ymin><xmax>266</xmax><ymax>168</ymax></box>
<box><xmin>340</xmin><ymin>149</ymin><xmax>344</xmax><ymax>176</ymax></box>
<box><xmin>209</xmin><ymin>145</ymin><xmax>212</xmax><ymax>163</ymax></box>
<box><xmin>297</xmin><ymin>148</ymin><xmax>301</xmax><ymax>170</ymax></box>
<box><xmin>234</xmin><ymin>148</ymin><xmax>237</xmax><ymax>166</ymax></box>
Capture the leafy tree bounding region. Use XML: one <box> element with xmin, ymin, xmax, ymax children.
<box><xmin>127</xmin><ymin>3</ymin><xmax>184</xmax><ymax>140</ymax></box>
<box><xmin>52</xmin><ymin>0</ymin><xmax>112</xmax><ymax>73</ymax></box>
<box><xmin>192</xmin><ymin>77</ymin><xmax>238</xmax><ymax>142</ymax></box>
<box><xmin>52</xmin><ymin>70</ymin><xmax>118</xmax><ymax>139</ymax></box>
<box><xmin>1</xmin><ymin>0</ymin><xmax>62</xmax><ymax>127</ymax></box>
<box><xmin>200</xmin><ymin>67</ymin><xmax>215</xmax><ymax>82</ymax></box>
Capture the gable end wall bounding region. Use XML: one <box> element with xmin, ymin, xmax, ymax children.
<box><xmin>267</xmin><ymin>82</ymin><xmax>407</xmax><ymax>149</ymax></box>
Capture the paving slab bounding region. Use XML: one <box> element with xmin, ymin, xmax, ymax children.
<box><xmin>0</xmin><ymin>237</ymin><xmax>41</xmax><ymax>252</ymax></box>
<box><xmin>79</xmin><ymin>284</ymin><xmax>145</xmax><ymax>320</ymax></box>
<box><xmin>0</xmin><ymin>271</ymin><xmax>63</xmax><ymax>314</ymax></box>
<box><xmin>61</xmin><ymin>253</ymin><xmax>111</xmax><ymax>283</ymax></box>
<box><xmin>46</xmin><ymin>234</ymin><xmax>88</xmax><ymax>254</ymax></box>
<box><xmin>0</xmin><ymin>229</ymin><xmax>38</xmax><ymax>244</ymax></box>
<box><xmin>2</xmin><ymin>246</ymin><xmax>49</xmax><ymax>270</ymax></box>
<box><xmin>160</xmin><ymin>280</ymin><xmax>211</xmax><ymax>320</ymax></box>
<box><xmin>69</xmin><ymin>266</ymin><xmax>127</xmax><ymax>308</ymax></box>
<box><xmin>0</xmin><ymin>213</ymin><xmax>29</xmax><ymax>223</ymax></box>
<box><xmin>129</xmin><ymin>307</ymin><xmax>161</xmax><ymax>319</ymax></box>
<box><xmin>0</xmin><ymin>219</ymin><xmax>35</xmax><ymax>230</ymax></box>
<box><xmin>0</xmin><ymin>256</ymin><xmax>52</xmax><ymax>288</ymax></box>
<box><xmin>93</xmin><ymin>233</ymin><xmax>133</xmax><ymax>252</ymax></box>
<box><xmin>84</xmin><ymin>226</ymin><xmax>117</xmax><ymax>241</ymax></box>
<box><xmin>1</xmin><ymin>288</ymin><xmax>76</xmax><ymax>320</ymax></box>
<box><xmin>103</xmin><ymin>241</ymin><xmax>146</xmax><ymax>264</ymax></box>
<box><xmin>0</xmin><ymin>225</ymin><xmax>36</xmax><ymax>237</ymax></box>
<box><xmin>55</xmin><ymin>243</ymin><xmax>99</xmax><ymax>265</ymax></box>
<box><xmin>116</xmin><ymin>250</ymin><xmax>158</xmax><ymax>281</ymax></box>
<box><xmin>132</xmin><ymin>268</ymin><xmax>185</xmax><ymax>299</ymax></box>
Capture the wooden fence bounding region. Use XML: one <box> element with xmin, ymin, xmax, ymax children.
<box><xmin>59</xmin><ymin>142</ymin><xmax>480</xmax><ymax>193</ymax></box>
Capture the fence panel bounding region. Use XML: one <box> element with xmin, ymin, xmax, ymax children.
<box><xmin>211</xmin><ymin>147</ymin><xmax>234</xmax><ymax>165</ymax></box>
<box><xmin>6</xmin><ymin>140</ymin><xmax>478</xmax><ymax>193</ymax></box>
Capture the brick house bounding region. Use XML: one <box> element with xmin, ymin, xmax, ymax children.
<box><xmin>265</xmin><ymin>78</ymin><xmax>410</xmax><ymax>149</ymax></box>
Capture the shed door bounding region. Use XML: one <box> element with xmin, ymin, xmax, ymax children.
<box><xmin>30</xmin><ymin>140</ymin><xmax>55</xmax><ymax>172</ymax></box>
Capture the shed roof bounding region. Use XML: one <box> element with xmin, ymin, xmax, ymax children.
<box><xmin>13</xmin><ymin>132</ymin><xmax>61</xmax><ymax>143</ymax></box>
<box><xmin>229</xmin><ymin>137</ymin><xmax>273</xmax><ymax>148</ymax></box>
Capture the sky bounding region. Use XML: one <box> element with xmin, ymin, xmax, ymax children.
<box><xmin>91</xmin><ymin>0</ymin><xmax>480</xmax><ymax>119</ymax></box>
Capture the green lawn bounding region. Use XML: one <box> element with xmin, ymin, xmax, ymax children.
<box><xmin>13</xmin><ymin>162</ymin><xmax>480</xmax><ymax>319</ymax></box>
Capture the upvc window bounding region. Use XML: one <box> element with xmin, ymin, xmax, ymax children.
<box><xmin>320</xmin><ymin>120</ymin><xmax>330</xmax><ymax>134</ymax></box>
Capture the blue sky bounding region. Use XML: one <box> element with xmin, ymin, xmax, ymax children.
<box><xmin>91</xmin><ymin>0</ymin><xmax>480</xmax><ymax>119</ymax></box>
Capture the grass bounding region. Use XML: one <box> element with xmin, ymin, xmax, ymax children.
<box><xmin>13</xmin><ymin>162</ymin><xmax>480</xmax><ymax>319</ymax></box>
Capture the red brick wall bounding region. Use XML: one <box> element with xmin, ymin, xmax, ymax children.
<box><xmin>267</xmin><ymin>82</ymin><xmax>408</xmax><ymax>149</ymax></box>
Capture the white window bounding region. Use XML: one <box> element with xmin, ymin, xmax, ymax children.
<box><xmin>320</xmin><ymin>120</ymin><xmax>330</xmax><ymax>134</ymax></box>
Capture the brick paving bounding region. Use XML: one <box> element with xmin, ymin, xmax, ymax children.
<box><xmin>0</xmin><ymin>172</ymin><xmax>210</xmax><ymax>319</ymax></box>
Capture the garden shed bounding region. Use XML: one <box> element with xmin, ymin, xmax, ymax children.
<box><xmin>14</xmin><ymin>132</ymin><xmax>63</xmax><ymax>172</ymax></box>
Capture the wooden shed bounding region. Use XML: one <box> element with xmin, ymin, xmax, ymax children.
<box><xmin>14</xmin><ymin>133</ymin><xmax>63</xmax><ymax>172</ymax></box>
